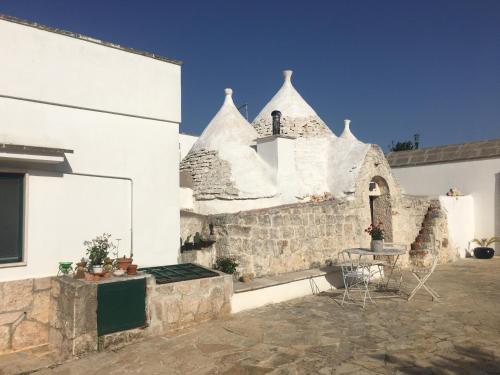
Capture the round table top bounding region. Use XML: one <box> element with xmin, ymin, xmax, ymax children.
<box><xmin>346</xmin><ymin>248</ymin><xmax>406</xmax><ymax>256</ymax></box>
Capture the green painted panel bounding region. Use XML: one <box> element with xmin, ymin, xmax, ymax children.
<box><xmin>97</xmin><ymin>278</ymin><xmax>146</xmax><ymax>336</ymax></box>
<box><xmin>139</xmin><ymin>263</ymin><xmax>219</xmax><ymax>284</ymax></box>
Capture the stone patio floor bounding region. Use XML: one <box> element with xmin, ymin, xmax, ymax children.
<box><xmin>1</xmin><ymin>258</ymin><xmax>500</xmax><ymax>374</ymax></box>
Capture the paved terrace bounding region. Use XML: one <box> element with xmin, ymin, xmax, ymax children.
<box><xmin>2</xmin><ymin>258</ymin><xmax>500</xmax><ymax>374</ymax></box>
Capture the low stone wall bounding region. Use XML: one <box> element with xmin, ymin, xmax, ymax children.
<box><xmin>48</xmin><ymin>271</ymin><xmax>233</xmax><ymax>356</ymax></box>
<box><xmin>0</xmin><ymin>277</ymin><xmax>51</xmax><ymax>354</ymax></box>
<box><xmin>180</xmin><ymin>247</ymin><xmax>216</xmax><ymax>269</ymax></box>
<box><xmin>210</xmin><ymin>199</ymin><xmax>368</xmax><ymax>278</ymax></box>
<box><xmin>208</xmin><ymin>196</ymin><xmax>454</xmax><ymax>278</ymax></box>
<box><xmin>146</xmin><ymin>272</ymin><xmax>232</xmax><ymax>338</ymax></box>
<box><xmin>49</xmin><ymin>276</ymin><xmax>98</xmax><ymax>357</ymax></box>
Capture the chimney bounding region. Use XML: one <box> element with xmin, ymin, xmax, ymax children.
<box><xmin>256</xmin><ymin>113</ymin><xmax>296</xmax><ymax>190</ymax></box>
<box><xmin>271</xmin><ymin>110</ymin><xmax>282</xmax><ymax>135</ymax></box>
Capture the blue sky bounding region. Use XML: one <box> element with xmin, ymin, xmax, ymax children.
<box><xmin>1</xmin><ymin>0</ymin><xmax>499</xmax><ymax>149</ymax></box>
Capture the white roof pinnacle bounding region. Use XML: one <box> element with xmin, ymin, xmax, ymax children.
<box><xmin>253</xmin><ymin>70</ymin><xmax>322</xmax><ymax>121</ymax></box>
<box><xmin>191</xmin><ymin>88</ymin><xmax>259</xmax><ymax>152</ymax></box>
<box><xmin>339</xmin><ymin>118</ymin><xmax>358</xmax><ymax>141</ymax></box>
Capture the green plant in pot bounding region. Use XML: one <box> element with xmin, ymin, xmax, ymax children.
<box><xmin>84</xmin><ymin>233</ymin><xmax>116</xmax><ymax>274</ymax></box>
<box><xmin>214</xmin><ymin>256</ymin><xmax>239</xmax><ymax>277</ymax></box>
<box><xmin>365</xmin><ymin>222</ymin><xmax>385</xmax><ymax>252</ymax></box>
<box><xmin>471</xmin><ymin>237</ymin><xmax>499</xmax><ymax>259</ymax></box>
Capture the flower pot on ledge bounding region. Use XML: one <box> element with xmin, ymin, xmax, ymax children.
<box><xmin>371</xmin><ymin>240</ymin><xmax>384</xmax><ymax>252</ymax></box>
<box><xmin>117</xmin><ymin>256</ymin><xmax>133</xmax><ymax>270</ymax></box>
<box><xmin>473</xmin><ymin>247</ymin><xmax>495</xmax><ymax>259</ymax></box>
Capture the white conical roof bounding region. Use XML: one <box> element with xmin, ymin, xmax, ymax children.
<box><xmin>252</xmin><ymin>70</ymin><xmax>334</xmax><ymax>138</ymax></box>
<box><xmin>339</xmin><ymin>119</ymin><xmax>358</xmax><ymax>141</ymax></box>
<box><xmin>191</xmin><ymin>88</ymin><xmax>258</xmax><ymax>152</ymax></box>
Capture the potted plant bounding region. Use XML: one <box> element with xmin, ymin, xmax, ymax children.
<box><xmin>117</xmin><ymin>255</ymin><xmax>133</xmax><ymax>270</ymax></box>
<box><xmin>84</xmin><ymin>233</ymin><xmax>115</xmax><ymax>274</ymax></box>
<box><xmin>365</xmin><ymin>222</ymin><xmax>385</xmax><ymax>252</ymax></box>
<box><xmin>214</xmin><ymin>256</ymin><xmax>239</xmax><ymax>279</ymax></box>
<box><xmin>471</xmin><ymin>237</ymin><xmax>499</xmax><ymax>259</ymax></box>
<box><xmin>181</xmin><ymin>233</ymin><xmax>216</xmax><ymax>252</ymax></box>
<box><xmin>127</xmin><ymin>264</ymin><xmax>138</xmax><ymax>275</ymax></box>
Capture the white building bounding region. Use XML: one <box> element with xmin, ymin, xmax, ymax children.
<box><xmin>387</xmin><ymin>140</ymin><xmax>500</xmax><ymax>252</ymax></box>
<box><xmin>0</xmin><ymin>15</ymin><xmax>182</xmax><ymax>282</ymax></box>
<box><xmin>180</xmin><ymin>70</ymin><xmax>376</xmax><ymax>214</ymax></box>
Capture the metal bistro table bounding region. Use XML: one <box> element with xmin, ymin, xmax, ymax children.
<box><xmin>346</xmin><ymin>247</ymin><xmax>406</xmax><ymax>298</ymax></box>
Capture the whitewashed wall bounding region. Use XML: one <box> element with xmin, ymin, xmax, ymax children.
<box><xmin>0</xmin><ymin>19</ymin><xmax>181</xmax><ymax>281</ymax></box>
<box><xmin>439</xmin><ymin>195</ymin><xmax>475</xmax><ymax>257</ymax></box>
<box><xmin>179</xmin><ymin>133</ymin><xmax>198</xmax><ymax>160</ymax></box>
<box><xmin>392</xmin><ymin>158</ymin><xmax>500</xmax><ymax>251</ymax></box>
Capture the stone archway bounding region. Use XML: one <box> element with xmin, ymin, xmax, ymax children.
<box><xmin>368</xmin><ymin>176</ymin><xmax>393</xmax><ymax>242</ymax></box>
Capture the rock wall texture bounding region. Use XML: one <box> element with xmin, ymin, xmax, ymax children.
<box><xmin>204</xmin><ymin>196</ymin><xmax>456</xmax><ymax>278</ymax></box>
<box><xmin>47</xmin><ymin>273</ymin><xmax>233</xmax><ymax>356</ymax></box>
<box><xmin>180</xmin><ymin>210</ymin><xmax>208</xmax><ymax>242</ymax></box>
<box><xmin>0</xmin><ymin>277</ymin><xmax>51</xmax><ymax>354</ymax></box>
<box><xmin>146</xmin><ymin>272</ymin><xmax>232</xmax><ymax>338</ymax></box>
<box><xmin>49</xmin><ymin>277</ymin><xmax>98</xmax><ymax>358</ymax></box>
<box><xmin>180</xmin><ymin>149</ymin><xmax>239</xmax><ymax>200</ymax></box>
<box><xmin>252</xmin><ymin>116</ymin><xmax>332</xmax><ymax>138</ymax></box>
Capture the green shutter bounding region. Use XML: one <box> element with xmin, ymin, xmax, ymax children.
<box><xmin>0</xmin><ymin>173</ymin><xmax>24</xmax><ymax>263</ymax></box>
<box><xmin>97</xmin><ymin>278</ymin><xmax>146</xmax><ymax>336</ymax></box>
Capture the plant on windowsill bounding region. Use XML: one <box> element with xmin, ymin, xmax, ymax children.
<box><xmin>471</xmin><ymin>237</ymin><xmax>499</xmax><ymax>259</ymax></box>
<box><xmin>365</xmin><ymin>222</ymin><xmax>385</xmax><ymax>252</ymax></box>
<box><xmin>84</xmin><ymin>233</ymin><xmax>115</xmax><ymax>274</ymax></box>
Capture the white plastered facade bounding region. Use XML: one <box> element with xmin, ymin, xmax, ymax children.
<box><xmin>0</xmin><ymin>18</ymin><xmax>182</xmax><ymax>281</ymax></box>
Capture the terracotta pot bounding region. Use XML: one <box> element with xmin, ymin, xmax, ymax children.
<box><xmin>127</xmin><ymin>264</ymin><xmax>138</xmax><ymax>275</ymax></box>
<box><xmin>117</xmin><ymin>257</ymin><xmax>133</xmax><ymax>270</ymax></box>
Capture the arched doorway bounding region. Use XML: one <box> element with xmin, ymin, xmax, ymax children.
<box><xmin>368</xmin><ymin>176</ymin><xmax>393</xmax><ymax>242</ymax></box>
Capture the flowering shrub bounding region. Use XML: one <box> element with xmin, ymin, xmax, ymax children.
<box><xmin>365</xmin><ymin>222</ymin><xmax>385</xmax><ymax>240</ymax></box>
<box><xmin>84</xmin><ymin>233</ymin><xmax>116</xmax><ymax>266</ymax></box>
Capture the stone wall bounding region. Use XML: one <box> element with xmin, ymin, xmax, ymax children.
<box><xmin>209</xmin><ymin>199</ymin><xmax>367</xmax><ymax>278</ymax></box>
<box><xmin>180</xmin><ymin>247</ymin><xmax>216</xmax><ymax>269</ymax></box>
<box><xmin>180</xmin><ymin>210</ymin><xmax>208</xmax><ymax>242</ymax></box>
<box><xmin>146</xmin><ymin>272</ymin><xmax>232</xmax><ymax>338</ymax></box>
<box><xmin>49</xmin><ymin>276</ymin><xmax>98</xmax><ymax>357</ymax></box>
<box><xmin>207</xmin><ymin>195</ymin><xmax>454</xmax><ymax>278</ymax></box>
<box><xmin>180</xmin><ymin>149</ymin><xmax>239</xmax><ymax>200</ymax></box>
<box><xmin>0</xmin><ymin>277</ymin><xmax>51</xmax><ymax>354</ymax></box>
<box><xmin>252</xmin><ymin>116</ymin><xmax>332</xmax><ymax>138</ymax></box>
<box><xmin>48</xmin><ymin>272</ymin><xmax>233</xmax><ymax>356</ymax></box>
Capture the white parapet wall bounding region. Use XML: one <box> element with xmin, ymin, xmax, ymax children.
<box><xmin>230</xmin><ymin>266</ymin><xmax>356</xmax><ymax>313</ymax></box>
<box><xmin>439</xmin><ymin>195</ymin><xmax>475</xmax><ymax>258</ymax></box>
<box><xmin>231</xmin><ymin>274</ymin><xmax>336</xmax><ymax>313</ymax></box>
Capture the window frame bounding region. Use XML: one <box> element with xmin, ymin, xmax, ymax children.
<box><xmin>0</xmin><ymin>171</ymin><xmax>27</xmax><ymax>267</ymax></box>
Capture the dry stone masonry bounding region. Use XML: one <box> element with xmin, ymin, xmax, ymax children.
<box><xmin>202</xmin><ymin>195</ymin><xmax>454</xmax><ymax>278</ymax></box>
<box><xmin>0</xmin><ymin>277</ymin><xmax>51</xmax><ymax>353</ymax></box>
<box><xmin>252</xmin><ymin>116</ymin><xmax>332</xmax><ymax>138</ymax></box>
<box><xmin>180</xmin><ymin>149</ymin><xmax>239</xmax><ymax>200</ymax></box>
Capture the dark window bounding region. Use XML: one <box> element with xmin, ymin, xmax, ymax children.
<box><xmin>0</xmin><ymin>173</ymin><xmax>24</xmax><ymax>264</ymax></box>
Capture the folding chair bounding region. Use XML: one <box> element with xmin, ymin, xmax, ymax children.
<box><xmin>407</xmin><ymin>234</ymin><xmax>440</xmax><ymax>301</ymax></box>
<box><xmin>338</xmin><ymin>251</ymin><xmax>374</xmax><ymax>308</ymax></box>
<box><xmin>373</xmin><ymin>242</ymin><xmax>407</xmax><ymax>293</ymax></box>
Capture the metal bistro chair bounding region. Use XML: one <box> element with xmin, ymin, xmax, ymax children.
<box><xmin>407</xmin><ymin>234</ymin><xmax>440</xmax><ymax>302</ymax></box>
<box><xmin>373</xmin><ymin>242</ymin><xmax>407</xmax><ymax>293</ymax></box>
<box><xmin>338</xmin><ymin>250</ymin><xmax>374</xmax><ymax>308</ymax></box>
